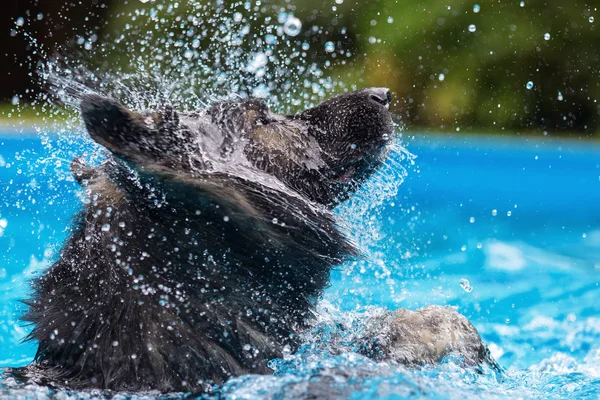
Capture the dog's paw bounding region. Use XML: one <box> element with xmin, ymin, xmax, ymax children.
<box><xmin>359</xmin><ymin>306</ymin><xmax>496</xmax><ymax>368</ymax></box>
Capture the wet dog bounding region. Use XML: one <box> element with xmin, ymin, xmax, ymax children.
<box><xmin>16</xmin><ymin>89</ymin><xmax>492</xmax><ymax>392</ymax></box>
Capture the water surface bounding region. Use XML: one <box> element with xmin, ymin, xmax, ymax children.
<box><xmin>0</xmin><ymin>131</ymin><xmax>599</xmax><ymax>398</ymax></box>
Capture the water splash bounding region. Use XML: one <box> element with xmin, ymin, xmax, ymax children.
<box><xmin>282</xmin><ymin>15</ymin><xmax>302</xmax><ymax>37</ymax></box>
<box><xmin>460</xmin><ymin>278</ymin><xmax>473</xmax><ymax>293</ymax></box>
<box><xmin>14</xmin><ymin>1</ymin><xmax>359</xmax><ymax>136</ymax></box>
<box><xmin>2</xmin><ymin>2</ymin><xmax>420</xmax><ymax>398</ymax></box>
<box><xmin>9</xmin><ymin>0</ymin><xmax>414</xmax><ymax>287</ymax></box>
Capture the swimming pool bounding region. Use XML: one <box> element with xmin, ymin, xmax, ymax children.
<box><xmin>0</xmin><ymin>130</ymin><xmax>599</xmax><ymax>398</ymax></box>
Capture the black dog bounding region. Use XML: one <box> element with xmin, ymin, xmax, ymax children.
<box><xmin>17</xmin><ymin>89</ymin><xmax>491</xmax><ymax>393</ymax></box>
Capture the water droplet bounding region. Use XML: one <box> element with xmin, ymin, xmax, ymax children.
<box><xmin>460</xmin><ymin>278</ymin><xmax>473</xmax><ymax>292</ymax></box>
<box><xmin>101</xmin><ymin>224</ymin><xmax>111</xmax><ymax>232</ymax></box>
<box><xmin>277</xmin><ymin>12</ymin><xmax>288</xmax><ymax>24</ymax></box>
<box><xmin>557</xmin><ymin>91</ymin><xmax>563</xmax><ymax>101</ymax></box>
<box><xmin>324</xmin><ymin>41</ymin><xmax>335</xmax><ymax>53</ymax></box>
<box><xmin>283</xmin><ymin>16</ymin><xmax>302</xmax><ymax>37</ymax></box>
<box><xmin>544</xmin><ymin>32</ymin><xmax>551</xmax><ymax>40</ymax></box>
<box><xmin>387</xmin><ymin>16</ymin><xmax>394</xmax><ymax>23</ymax></box>
<box><xmin>11</xmin><ymin>95</ymin><xmax>19</xmax><ymax>106</ymax></box>
<box><xmin>252</xmin><ymin>84</ymin><xmax>270</xmax><ymax>98</ymax></box>
<box><xmin>461</xmin><ymin>245</ymin><xmax>467</xmax><ymax>252</ymax></box>
<box><xmin>519</xmin><ymin>1</ymin><xmax>525</xmax><ymax>7</ymax></box>
<box><xmin>112</xmin><ymin>341</ymin><xmax>119</xmax><ymax>346</ymax></box>
<box><xmin>335</xmin><ymin>0</ymin><xmax>344</xmax><ymax>4</ymax></box>
<box><xmin>15</xmin><ymin>17</ymin><xmax>24</xmax><ymax>27</ymax></box>
<box><xmin>247</xmin><ymin>52</ymin><xmax>268</xmax><ymax>73</ymax></box>
<box><xmin>525</xmin><ymin>81</ymin><xmax>534</xmax><ymax>90</ymax></box>
<box><xmin>264</xmin><ymin>34</ymin><xmax>277</xmax><ymax>45</ymax></box>
<box><xmin>282</xmin><ymin>344</ymin><xmax>292</xmax><ymax>356</ymax></box>
<box><xmin>468</xmin><ymin>24</ymin><xmax>477</xmax><ymax>32</ymax></box>
<box><xmin>590</xmin><ymin>16</ymin><xmax>595</xmax><ymax>23</ymax></box>
<box><xmin>469</xmin><ymin>217</ymin><xmax>475</xmax><ymax>223</ymax></box>
<box><xmin>492</xmin><ymin>209</ymin><xmax>498</xmax><ymax>216</ymax></box>
<box><xmin>438</xmin><ymin>73</ymin><xmax>445</xmax><ymax>81</ymax></box>
<box><xmin>223</xmin><ymin>216</ymin><xmax>230</xmax><ymax>222</ymax></box>
<box><xmin>473</xmin><ymin>4</ymin><xmax>481</xmax><ymax>13</ymax></box>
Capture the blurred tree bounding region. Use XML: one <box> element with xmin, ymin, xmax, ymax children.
<box><xmin>318</xmin><ymin>0</ymin><xmax>600</xmax><ymax>134</ymax></box>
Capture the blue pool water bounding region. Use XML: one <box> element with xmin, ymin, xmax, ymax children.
<box><xmin>0</xmin><ymin>130</ymin><xmax>599</xmax><ymax>398</ymax></box>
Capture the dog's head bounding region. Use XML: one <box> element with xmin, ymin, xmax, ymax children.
<box><xmin>77</xmin><ymin>88</ymin><xmax>394</xmax><ymax>207</ymax></box>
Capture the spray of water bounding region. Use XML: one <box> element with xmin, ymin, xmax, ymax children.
<box><xmin>11</xmin><ymin>0</ymin><xmax>412</xmax><ymax>268</ymax></box>
<box><xmin>2</xmin><ymin>1</ymin><xmax>419</xmax><ymax>397</ymax></box>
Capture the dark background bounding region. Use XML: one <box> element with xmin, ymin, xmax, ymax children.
<box><xmin>2</xmin><ymin>1</ymin><xmax>112</xmax><ymax>103</ymax></box>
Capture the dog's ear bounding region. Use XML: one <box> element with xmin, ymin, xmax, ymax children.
<box><xmin>80</xmin><ymin>95</ymin><xmax>194</xmax><ymax>166</ymax></box>
<box><xmin>80</xmin><ymin>95</ymin><xmax>152</xmax><ymax>159</ymax></box>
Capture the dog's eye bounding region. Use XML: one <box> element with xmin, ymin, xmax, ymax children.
<box><xmin>369</xmin><ymin>93</ymin><xmax>390</xmax><ymax>106</ymax></box>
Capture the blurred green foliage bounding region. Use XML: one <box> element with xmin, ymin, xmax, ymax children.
<box><xmin>313</xmin><ymin>0</ymin><xmax>600</xmax><ymax>134</ymax></box>
<box><xmin>19</xmin><ymin>0</ymin><xmax>599</xmax><ymax>135</ymax></box>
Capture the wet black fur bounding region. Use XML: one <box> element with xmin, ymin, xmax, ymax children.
<box><xmin>15</xmin><ymin>89</ymin><xmax>393</xmax><ymax>393</ymax></box>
